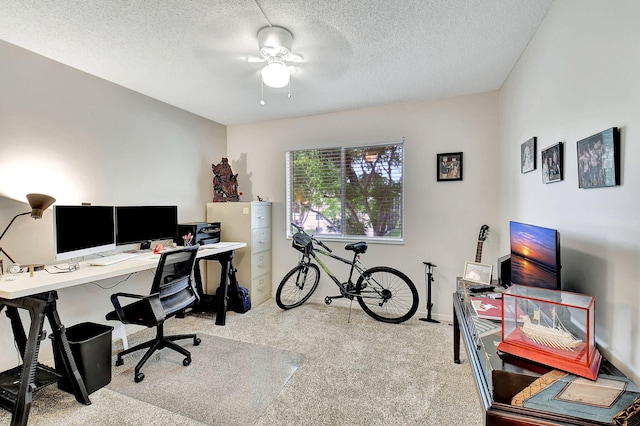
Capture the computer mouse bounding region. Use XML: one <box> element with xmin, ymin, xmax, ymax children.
<box><xmin>5</xmin><ymin>276</ymin><xmax>17</xmax><ymax>281</ymax></box>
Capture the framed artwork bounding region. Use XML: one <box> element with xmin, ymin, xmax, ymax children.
<box><xmin>521</xmin><ymin>137</ymin><xmax>536</xmax><ymax>173</ymax></box>
<box><xmin>541</xmin><ymin>142</ymin><xmax>563</xmax><ymax>184</ymax></box>
<box><xmin>577</xmin><ymin>127</ymin><xmax>620</xmax><ymax>189</ymax></box>
<box><xmin>437</xmin><ymin>152</ymin><xmax>463</xmax><ymax>181</ymax></box>
<box><xmin>463</xmin><ymin>261</ymin><xmax>493</xmax><ymax>285</ymax></box>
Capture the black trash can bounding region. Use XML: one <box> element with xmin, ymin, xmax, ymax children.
<box><xmin>52</xmin><ymin>322</ymin><xmax>114</xmax><ymax>394</ymax></box>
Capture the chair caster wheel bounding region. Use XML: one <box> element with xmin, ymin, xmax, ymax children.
<box><xmin>115</xmin><ymin>358</ymin><xmax>124</xmax><ymax>366</ymax></box>
<box><xmin>324</xmin><ymin>296</ymin><xmax>332</xmax><ymax>305</ymax></box>
<box><xmin>183</xmin><ymin>357</ymin><xmax>192</xmax><ymax>366</ymax></box>
<box><xmin>135</xmin><ymin>372</ymin><xmax>145</xmax><ymax>383</ymax></box>
<box><xmin>194</xmin><ymin>337</ymin><xmax>201</xmax><ymax>346</ymax></box>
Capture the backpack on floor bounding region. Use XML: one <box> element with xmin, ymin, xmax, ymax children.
<box><xmin>217</xmin><ymin>284</ymin><xmax>251</xmax><ymax>314</ymax></box>
<box><xmin>231</xmin><ymin>286</ymin><xmax>251</xmax><ymax>314</ymax></box>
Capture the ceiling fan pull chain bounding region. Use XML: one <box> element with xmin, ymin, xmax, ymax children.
<box><xmin>260</xmin><ymin>79</ymin><xmax>266</xmax><ymax>105</ymax></box>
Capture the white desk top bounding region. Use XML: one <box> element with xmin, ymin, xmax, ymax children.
<box><xmin>0</xmin><ymin>242</ymin><xmax>247</xmax><ymax>300</ymax></box>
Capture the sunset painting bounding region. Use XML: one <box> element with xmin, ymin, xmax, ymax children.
<box><xmin>509</xmin><ymin>221</ymin><xmax>560</xmax><ymax>289</ymax></box>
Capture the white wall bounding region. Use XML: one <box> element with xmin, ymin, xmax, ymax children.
<box><xmin>227</xmin><ymin>92</ymin><xmax>501</xmax><ymax>320</ymax></box>
<box><xmin>498</xmin><ymin>0</ymin><xmax>640</xmax><ymax>382</ymax></box>
<box><xmin>0</xmin><ymin>40</ymin><xmax>226</xmax><ymax>371</ymax></box>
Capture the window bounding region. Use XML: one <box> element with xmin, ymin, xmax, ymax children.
<box><xmin>286</xmin><ymin>141</ymin><xmax>404</xmax><ymax>241</ymax></box>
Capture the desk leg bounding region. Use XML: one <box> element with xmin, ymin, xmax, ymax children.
<box><xmin>3</xmin><ymin>292</ymin><xmax>90</xmax><ymax>426</ymax></box>
<box><xmin>8</xmin><ymin>299</ymin><xmax>47</xmax><ymax>426</ymax></box>
<box><xmin>453</xmin><ymin>301</ymin><xmax>461</xmax><ymax>364</ymax></box>
<box><xmin>193</xmin><ymin>259</ymin><xmax>205</xmax><ymax>301</ymax></box>
<box><xmin>5</xmin><ymin>305</ymin><xmax>28</xmax><ymax>355</ymax></box>
<box><xmin>194</xmin><ymin>250</ymin><xmax>239</xmax><ymax>326</ymax></box>
<box><xmin>215</xmin><ymin>254</ymin><xmax>231</xmax><ymax>326</ymax></box>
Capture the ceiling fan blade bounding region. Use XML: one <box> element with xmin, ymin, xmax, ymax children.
<box><xmin>247</xmin><ymin>56</ymin><xmax>266</xmax><ymax>63</ymax></box>
<box><xmin>286</xmin><ymin>53</ymin><xmax>304</xmax><ymax>63</ymax></box>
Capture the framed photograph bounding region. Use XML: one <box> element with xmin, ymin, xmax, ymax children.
<box><xmin>521</xmin><ymin>137</ymin><xmax>536</xmax><ymax>173</ymax></box>
<box><xmin>437</xmin><ymin>152</ymin><xmax>463</xmax><ymax>181</ymax></box>
<box><xmin>463</xmin><ymin>261</ymin><xmax>493</xmax><ymax>285</ymax></box>
<box><xmin>577</xmin><ymin>127</ymin><xmax>620</xmax><ymax>189</ymax></box>
<box><xmin>541</xmin><ymin>142</ymin><xmax>563</xmax><ymax>184</ymax></box>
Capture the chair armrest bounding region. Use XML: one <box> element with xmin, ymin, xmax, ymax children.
<box><xmin>109</xmin><ymin>292</ymin><xmax>164</xmax><ymax>325</ymax></box>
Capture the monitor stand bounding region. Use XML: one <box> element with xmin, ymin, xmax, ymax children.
<box><xmin>139</xmin><ymin>240</ymin><xmax>152</xmax><ymax>250</ymax></box>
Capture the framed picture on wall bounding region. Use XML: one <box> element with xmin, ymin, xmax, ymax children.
<box><xmin>521</xmin><ymin>137</ymin><xmax>536</xmax><ymax>173</ymax></box>
<box><xmin>437</xmin><ymin>152</ymin><xmax>463</xmax><ymax>181</ymax></box>
<box><xmin>577</xmin><ymin>127</ymin><xmax>620</xmax><ymax>189</ymax></box>
<box><xmin>541</xmin><ymin>142</ymin><xmax>563</xmax><ymax>184</ymax></box>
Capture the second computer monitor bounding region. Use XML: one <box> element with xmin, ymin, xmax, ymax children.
<box><xmin>115</xmin><ymin>205</ymin><xmax>178</xmax><ymax>246</ymax></box>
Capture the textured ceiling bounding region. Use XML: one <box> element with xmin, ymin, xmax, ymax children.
<box><xmin>0</xmin><ymin>0</ymin><xmax>554</xmax><ymax>125</ymax></box>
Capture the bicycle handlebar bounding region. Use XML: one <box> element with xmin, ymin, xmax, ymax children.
<box><xmin>290</xmin><ymin>222</ymin><xmax>333</xmax><ymax>253</ymax></box>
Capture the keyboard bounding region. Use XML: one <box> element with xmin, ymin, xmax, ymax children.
<box><xmin>89</xmin><ymin>252</ymin><xmax>137</xmax><ymax>266</ymax></box>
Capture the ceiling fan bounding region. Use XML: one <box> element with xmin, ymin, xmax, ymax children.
<box><xmin>248</xmin><ymin>26</ymin><xmax>303</xmax><ymax>90</ymax></box>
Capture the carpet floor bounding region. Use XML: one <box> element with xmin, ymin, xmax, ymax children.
<box><xmin>0</xmin><ymin>299</ymin><xmax>483</xmax><ymax>425</ymax></box>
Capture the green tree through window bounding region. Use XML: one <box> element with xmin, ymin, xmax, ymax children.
<box><xmin>286</xmin><ymin>141</ymin><xmax>403</xmax><ymax>240</ymax></box>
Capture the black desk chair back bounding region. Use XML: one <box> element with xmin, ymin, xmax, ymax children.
<box><xmin>106</xmin><ymin>245</ymin><xmax>201</xmax><ymax>382</ymax></box>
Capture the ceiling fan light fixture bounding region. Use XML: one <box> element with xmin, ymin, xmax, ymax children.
<box><xmin>261</xmin><ymin>57</ymin><xmax>290</xmax><ymax>88</ymax></box>
<box><xmin>257</xmin><ymin>26</ymin><xmax>293</xmax><ymax>57</ymax></box>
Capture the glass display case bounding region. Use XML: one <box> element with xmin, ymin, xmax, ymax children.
<box><xmin>453</xmin><ymin>278</ymin><xmax>640</xmax><ymax>425</ymax></box>
<box><xmin>497</xmin><ymin>285</ymin><xmax>601</xmax><ymax>380</ymax></box>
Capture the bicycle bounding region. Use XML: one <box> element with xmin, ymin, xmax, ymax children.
<box><xmin>276</xmin><ymin>223</ymin><xmax>419</xmax><ymax>323</ymax></box>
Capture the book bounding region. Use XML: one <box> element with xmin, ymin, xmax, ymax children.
<box><xmin>471</xmin><ymin>296</ymin><xmax>502</xmax><ymax>321</ymax></box>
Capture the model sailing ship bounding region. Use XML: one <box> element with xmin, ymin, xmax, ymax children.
<box><xmin>520</xmin><ymin>307</ymin><xmax>582</xmax><ymax>351</ymax></box>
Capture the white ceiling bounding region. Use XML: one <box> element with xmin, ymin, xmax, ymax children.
<box><xmin>0</xmin><ymin>0</ymin><xmax>554</xmax><ymax>125</ymax></box>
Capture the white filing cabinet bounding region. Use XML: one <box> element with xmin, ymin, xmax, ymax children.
<box><xmin>206</xmin><ymin>202</ymin><xmax>272</xmax><ymax>307</ymax></box>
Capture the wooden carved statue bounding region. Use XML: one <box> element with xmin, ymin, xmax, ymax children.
<box><xmin>212</xmin><ymin>158</ymin><xmax>239</xmax><ymax>202</ymax></box>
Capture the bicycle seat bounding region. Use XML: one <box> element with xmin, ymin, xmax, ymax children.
<box><xmin>344</xmin><ymin>241</ymin><xmax>368</xmax><ymax>254</ymax></box>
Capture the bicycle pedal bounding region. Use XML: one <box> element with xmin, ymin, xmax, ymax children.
<box><xmin>325</xmin><ymin>295</ymin><xmax>343</xmax><ymax>305</ymax></box>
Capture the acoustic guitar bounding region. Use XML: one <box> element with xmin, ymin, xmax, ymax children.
<box><xmin>475</xmin><ymin>224</ymin><xmax>490</xmax><ymax>263</ymax></box>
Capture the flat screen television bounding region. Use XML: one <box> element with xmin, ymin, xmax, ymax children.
<box><xmin>53</xmin><ymin>205</ymin><xmax>116</xmax><ymax>261</ymax></box>
<box><xmin>509</xmin><ymin>221</ymin><xmax>561</xmax><ymax>290</ymax></box>
<box><xmin>115</xmin><ymin>205</ymin><xmax>178</xmax><ymax>246</ymax></box>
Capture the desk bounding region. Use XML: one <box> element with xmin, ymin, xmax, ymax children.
<box><xmin>0</xmin><ymin>242</ymin><xmax>246</xmax><ymax>426</ymax></box>
<box><xmin>453</xmin><ymin>278</ymin><xmax>639</xmax><ymax>425</ymax></box>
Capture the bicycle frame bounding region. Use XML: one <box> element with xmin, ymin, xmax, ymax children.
<box><xmin>299</xmin><ymin>244</ymin><xmax>380</xmax><ymax>301</ymax></box>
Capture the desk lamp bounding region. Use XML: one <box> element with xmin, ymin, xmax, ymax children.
<box><xmin>0</xmin><ymin>193</ymin><xmax>56</xmax><ymax>266</ymax></box>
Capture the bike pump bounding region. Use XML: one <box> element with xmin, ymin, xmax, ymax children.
<box><xmin>419</xmin><ymin>261</ymin><xmax>440</xmax><ymax>323</ymax></box>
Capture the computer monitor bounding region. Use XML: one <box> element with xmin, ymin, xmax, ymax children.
<box><xmin>53</xmin><ymin>205</ymin><xmax>116</xmax><ymax>261</ymax></box>
<box><xmin>115</xmin><ymin>206</ymin><xmax>178</xmax><ymax>246</ymax></box>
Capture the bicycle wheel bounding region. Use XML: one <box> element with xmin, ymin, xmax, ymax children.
<box><xmin>355</xmin><ymin>266</ymin><xmax>419</xmax><ymax>323</ymax></box>
<box><xmin>276</xmin><ymin>263</ymin><xmax>320</xmax><ymax>309</ymax></box>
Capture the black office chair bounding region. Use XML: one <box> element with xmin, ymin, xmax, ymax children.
<box><xmin>105</xmin><ymin>245</ymin><xmax>201</xmax><ymax>382</ymax></box>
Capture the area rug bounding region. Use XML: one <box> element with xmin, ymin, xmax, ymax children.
<box><xmin>106</xmin><ymin>334</ymin><xmax>305</xmax><ymax>425</ymax></box>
